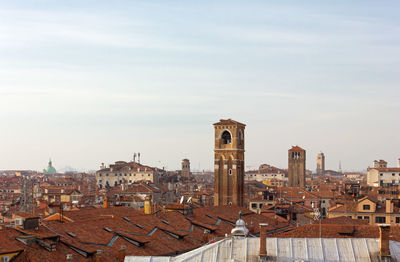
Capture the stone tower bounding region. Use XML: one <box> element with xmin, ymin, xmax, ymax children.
<box><xmin>213</xmin><ymin>119</ymin><xmax>245</xmax><ymax>206</ymax></box>
<box><xmin>181</xmin><ymin>159</ymin><xmax>190</xmax><ymax>178</ymax></box>
<box><xmin>316</xmin><ymin>152</ymin><xmax>325</xmax><ymax>175</ymax></box>
<box><xmin>288</xmin><ymin>146</ymin><xmax>306</xmax><ymax>187</ymax></box>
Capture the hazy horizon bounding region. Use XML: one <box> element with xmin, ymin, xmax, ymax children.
<box><xmin>1</xmin><ymin>1</ymin><xmax>399</xmax><ymax>172</ymax></box>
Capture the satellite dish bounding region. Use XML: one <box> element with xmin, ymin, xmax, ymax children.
<box><xmin>180</xmin><ymin>196</ymin><xmax>184</xmax><ymax>204</ymax></box>
<box><xmin>187</xmin><ymin>197</ymin><xmax>192</xmax><ymax>203</ymax></box>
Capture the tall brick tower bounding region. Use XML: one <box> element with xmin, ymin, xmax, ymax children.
<box><xmin>316</xmin><ymin>152</ymin><xmax>325</xmax><ymax>175</ymax></box>
<box><xmin>288</xmin><ymin>146</ymin><xmax>306</xmax><ymax>187</ymax></box>
<box><xmin>213</xmin><ymin>119</ymin><xmax>245</xmax><ymax>206</ymax></box>
<box><xmin>181</xmin><ymin>159</ymin><xmax>190</xmax><ymax>178</ymax></box>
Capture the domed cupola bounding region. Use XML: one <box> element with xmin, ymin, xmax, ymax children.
<box><xmin>231</xmin><ymin>211</ymin><xmax>249</xmax><ymax>237</ymax></box>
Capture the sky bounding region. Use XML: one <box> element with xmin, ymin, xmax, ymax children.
<box><xmin>0</xmin><ymin>0</ymin><xmax>399</xmax><ymax>172</ymax></box>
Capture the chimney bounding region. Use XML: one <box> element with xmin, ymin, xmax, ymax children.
<box><xmin>144</xmin><ymin>195</ymin><xmax>152</xmax><ymax>214</ymax></box>
<box><xmin>66</xmin><ymin>254</ymin><xmax>73</xmax><ymax>261</ymax></box>
<box><xmin>379</xmin><ymin>224</ymin><xmax>391</xmax><ymax>257</ymax></box>
<box><xmin>259</xmin><ymin>223</ymin><xmax>268</xmax><ymax>257</ymax></box>
<box><xmin>202</xmin><ymin>230</ymin><xmax>210</xmax><ymax>243</ymax></box>
<box><xmin>118</xmin><ymin>246</ymin><xmax>126</xmax><ymax>262</ymax></box>
<box><xmin>386</xmin><ymin>199</ymin><xmax>393</xmax><ymax>214</ymax></box>
<box><xmin>103</xmin><ymin>197</ymin><xmax>109</xmax><ymax>209</ymax></box>
<box><xmin>95</xmin><ymin>250</ymin><xmax>102</xmax><ymax>262</ymax></box>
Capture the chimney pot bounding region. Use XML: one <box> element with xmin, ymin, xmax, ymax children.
<box><xmin>118</xmin><ymin>246</ymin><xmax>126</xmax><ymax>262</ymax></box>
<box><xmin>379</xmin><ymin>224</ymin><xmax>391</xmax><ymax>257</ymax></box>
<box><xmin>259</xmin><ymin>223</ymin><xmax>268</xmax><ymax>257</ymax></box>
<box><xmin>144</xmin><ymin>195</ymin><xmax>152</xmax><ymax>214</ymax></box>
<box><xmin>66</xmin><ymin>254</ymin><xmax>73</xmax><ymax>261</ymax></box>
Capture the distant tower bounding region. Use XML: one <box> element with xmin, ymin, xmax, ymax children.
<box><xmin>213</xmin><ymin>119</ymin><xmax>245</xmax><ymax>206</ymax></box>
<box><xmin>338</xmin><ymin>161</ymin><xmax>342</xmax><ymax>174</ymax></box>
<box><xmin>316</xmin><ymin>152</ymin><xmax>325</xmax><ymax>175</ymax></box>
<box><xmin>181</xmin><ymin>159</ymin><xmax>191</xmax><ymax>178</ymax></box>
<box><xmin>288</xmin><ymin>146</ymin><xmax>306</xmax><ymax>188</ymax></box>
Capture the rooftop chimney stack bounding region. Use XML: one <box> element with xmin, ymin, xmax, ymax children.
<box><xmin>259</xmin><ymin>223</ymin><xmax>268</xmax><ymax>258</ymax></box>
<box><xmin>144</xmin><ymin>195</ymin><xmax>152</xmax><ymax>215</ymax></box>
<box><xmin>379</xmin><ymin>224</ymin><xmax>391</xmax><ymax>257</ymax></box>
<box><xmin>118</xmin><ymin>246</ymin><xmax>126</xmax><ymax>262</ymax></box>
<box><xmin>95</xmin><ymin>250</ymin><xmax>102</xmax><ymax>262</ymax></box>
<box><xmin>103</xmin><ymin>197</ymin><xmax>109</xmax><ymax>209</ymax></box>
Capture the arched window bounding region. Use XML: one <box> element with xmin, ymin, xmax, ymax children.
<box><xmin>221</xmin><ymin>131</ymin><xmax>232</xmax><ymax>144</ymax></box>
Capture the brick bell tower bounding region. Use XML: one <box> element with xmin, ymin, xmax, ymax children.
<box><xmin>288</xmin><ymin>145</ymin><xmax>306</xmax><ymax>188</ymax></box>
<box><xmin>213</xmin><ymin>119</ymin><xmax>245</xmax><ymax>206</ymax></box>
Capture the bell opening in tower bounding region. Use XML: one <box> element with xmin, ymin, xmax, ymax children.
<box><xmin>221</xmin><ymin>130</ymin><xmax>232</xmax><ymax>144</ymax></box>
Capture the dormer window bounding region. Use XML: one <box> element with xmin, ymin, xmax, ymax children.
<box><xmin>221</xmin><ymin>131</ymin><xmax>231</xmax><ymax>144</ymax></box>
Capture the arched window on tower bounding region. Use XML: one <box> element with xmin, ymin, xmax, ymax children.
<box><xmin>221</xmin><ymin>131</ymin><xmax>232</xmax><ymax>144</ymax></box>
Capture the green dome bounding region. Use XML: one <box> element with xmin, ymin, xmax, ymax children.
<box><xmin>43</xmin><ymin>159</ymin><xmax>57</xmax><ymax>174</ymax></box>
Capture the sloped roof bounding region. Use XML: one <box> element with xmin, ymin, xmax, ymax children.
<box><xmin>213</xmin><ymin>119</ymin><xmax>246</xmax><ymax>126</ymax></box>
<box><xmin>289</xmin><ymin>145</ymin><xmax>305</xmax><ymax>151</ymax></box>
<box><xmin>125</xmin><ymin>237</ymin><xmax>400</xmax><ymax>262</ymax></box>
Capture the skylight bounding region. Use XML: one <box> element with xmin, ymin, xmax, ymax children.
<box><xmin>104</xmin><ymin>227</ymin><xmax>113</xmax><ymax>232</ymax></box>
<box><xmin>67</xmin><ymin>232</ymin><xmax>77</xmax><ymax>238</ymax></box>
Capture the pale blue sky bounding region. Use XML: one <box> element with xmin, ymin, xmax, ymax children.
<box><xmin>0</xmin><ymin>1</ymin><xmax>399</xmax><ymax>172</ymax></box>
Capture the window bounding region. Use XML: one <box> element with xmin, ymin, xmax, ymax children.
<box><xmin>375</xmin><ymin>217</ymin><xmax>386</xmax><ymax>223</ymax></box>
<box><xmin>229</xmin><ymin>169</ymin><xmax>232</xmax><ymax>175</ymax></box>
<box><xmin>357</xmin><ymin>216</ymin><xmax>362</xmax><ymax>220</ymax></box>
<box><xmin>221</xmin><ymin>131</ymin><xmax>232</xmax><ymax>144</ymax></box>
<box><xmin>148</xmin><ymin>174</ymin><xmax>150</xmax><ymax>176</ymax></box>
<box><xmin>119</xmin><ymin>173</ymin><xmax>122</xmax><ymax>176</ymax></box>
<box><xmin>2</xmin><ymin>256</ymin><xmax>10</xmax><ymax>262</ymax></box>
<box><xmin>251</xmin><ymin>203</ymin><xmax>257</xmax><ymax>209</ymax></box>
<box><xmin>106</xmin><ymin>173</ymin><xmax>109</xmax><ymax>176</ymax></box>
<box><xmin>380</xmin><ymin>173</ymin><xmax>383</xmax><ymax>176</ymax></box>
<box><xmin>364</xmin><ymin>216</ymin><xmax>369</xmax><ymax>221</ymax></box>
<box><xmin>99</xmin><ymin>180</ymin><xmax>102</xmax><ymax>183</ymax></box>
<box><xmin>363</xmin><ymin>204</ymin><xmax>370</xmax><ymax>210</ymax></box>
<box><xmin>396</xmin><ymin>217</ymin><xmax>400</xmax><ymax>224</ymax></box>
<box><xmin>124</xmin><ymin>173</ymin><xmax>127</xmax><ymax>176</ymax></box>
<box><xmin>99</xmin><ymin>173</ymin><xmax>102</xmax><ymax>177</ymax></box>
<box><xmin>115</xmin><ymin>173</ymin><xmax>117</xmax><ymax>176</ymax></box>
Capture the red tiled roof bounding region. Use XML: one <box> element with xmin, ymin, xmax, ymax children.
<box><xmin>213</xmin><ymin>119</ymin><xmax>246</xmax><ymax>126</ymax></box>
<box><xmin>289</xmin><ymin>145</ymin><xmax>305</xmax><ymax>151</ymax></box>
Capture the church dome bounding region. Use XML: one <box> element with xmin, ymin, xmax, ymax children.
<box><xmin>230</xmin><ymin>211</ymin><xmax>249</xmax><ymax>237</ymax></box>
<box><xmin>43</xmin><ymin>159</ymin><xmax>57</xmax><ymax>174</ymax></box>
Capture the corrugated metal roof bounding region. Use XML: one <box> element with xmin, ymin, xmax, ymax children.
<box><xmin>125</xmin><ymin>237</ymin><xmax>400</xmax><ymax>262</ymax></box>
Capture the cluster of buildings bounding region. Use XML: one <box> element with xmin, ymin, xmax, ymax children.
<box><xmin>1</xmin><ymin>118</ymin><xmax>399</xmax><ymax>261</ymax></box>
